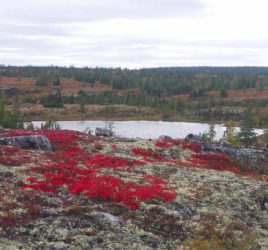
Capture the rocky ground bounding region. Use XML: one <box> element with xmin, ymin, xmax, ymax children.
<box><xmin>0</xmin><ymin>129</ymin><xmax>267</xmax><ymax>249</ymax></box>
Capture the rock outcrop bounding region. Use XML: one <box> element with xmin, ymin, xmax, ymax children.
<box><xmin>159</xmin><ymin>135</ymin><xmax>173</xmax><ymax>140</ymax></box>
<box><xmin>0</xmin><ymin>135</ymin><xmax>52</xmax><ymax>151</ymax></box>
<box><xmin>185</xmin><ymin>133</ymin><xmax>204</xmax><ymax>143</ymax></box>
<box><xmin>185</xmin><ymin>133</ymin><xmax>268</xmax><ymax>174</ymax></box>
<box><xmin>95</xmin><ymin>127</ymin><xmax>113</xmax><ymax>137</ymax></box>
<box><xmin>203</xmin><ymin>144</ymin><xmax>268</xmax><ymax>174</ymax></box>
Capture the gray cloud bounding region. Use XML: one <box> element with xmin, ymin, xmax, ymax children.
<box><xmin>0</xmin><ymin>22</ymin><xmax>72</xmax><ymax>37</ymax></box>
<box><xmin>0</xmin><ymin>0</ymin><xmax>206</xmax><ymax>23</ymax></box>
<box><xmin>0</xmin><ymin>0</ymin><xmax>267</xmax><ymax>67</ymax></box>
<box><xmin>1</xmin><ymin>33</ymin><xmax>266</xmax><ymax>68</ymax></box>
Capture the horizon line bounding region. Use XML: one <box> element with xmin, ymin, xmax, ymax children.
<box><xmin>1</xmin><ymin>64</ymin><xmax>268</xmax><ymax>70</ymax></box>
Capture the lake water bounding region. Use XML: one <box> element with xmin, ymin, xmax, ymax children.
<box><xmin>31</xmin><ymin>120</ymin><xmax>264</xmax><ymax>140</ymax></box>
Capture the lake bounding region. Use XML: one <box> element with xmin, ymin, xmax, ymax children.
<box><xmin>31</xmin><ymin>120</ymin><xmax>264</xmax><ymax>140</ymax></box>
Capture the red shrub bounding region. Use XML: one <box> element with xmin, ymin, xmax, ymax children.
<box><xmin>132</xmin><ymin>147</ymin><xmax>167</xmax><ymax>161</ymax></box>
<box><xmin>22</xmin><ymin>159</ymin><xmax>175</xmax><ymax>210</ymax></box>
<box><xmin>173</xmin><ymin>139</ymin><xmax>202</xmax><ymax>153</ymax></box>
<box><xmin>155</xmin><ymin>140</ymin><xmax>174</xmax><ymax>149</ymax></box>
<box><xmin>86</xmin><ymin>154</ymin><xmax>144</xmax><ymax>169</ymax></box>
<box><xmin>188</xmin><ymin>152</ymin><xmax>241</xmax><ymax>173</ymax></box>
<box><xmin>2</xmin><ymin>129</ymin><xmax>96</xmax><ymax>151</ymax></box>
<box><xmin>155</xmin><ymin>139</ymin><xmax>202</xmax><ymax>153</ymax></box>
<box><xmin>0</xmin><ymin>146</ymin><xmax>35</xmax><ymax>166</ymax></box>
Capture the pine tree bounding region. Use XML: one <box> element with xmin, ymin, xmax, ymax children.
<box><xmin>208</xmin><ymin>123</ymin><xmax>216</xmax><ymax>142</ymax></box>
<box><xmin>237</xmin><ymin>110</ymin><xmax>257</xmax><ymax>147</ymax></box>
<box><xmin>225</xmin><ymin>120</ymin><xmax>235</xmax><ymax>141</ymax></box>
<box><xmin>0</xmin><ymin>92</ymin><xmax>23</xmax><ymax>128</ymax></box>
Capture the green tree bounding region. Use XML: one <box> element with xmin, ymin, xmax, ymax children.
<box><xmin>79</xmin><ymin>101</ymin><xmax>85</xmax><ymax>114</ymax></box>
<box><xmin>220</xmin><ymin>88</ymin><xmax>228</xmax><ymax>98</ymax></box>
<box><xmin>41</xmin><ymin>120</ymin><xmax>61</xmax><ymax>130</ymax></box>
<box><xmin>36</xmin><ymin>76</ymin><xmax>49</xmax><ymax>86</ymax></box>
<box><xmin>78</xmin><ymin>98</ymin><xmax>86</xmax><ymax>119</ymax></box>
<box><xmin>208</xmin><ymin>122</ymin><xmax>216</xmax><ymax>143</ymax></box>
<box><xmin>53</xmin><ymin>77</ymin><xmax>61</xmax><ymax>86</ymax></box>
<box><xmin>237</xmin><ymin>110</ymin><xmax>257</xmax><ymax>147</ymax></box>
<box><xmin>224</xmin><ymin>120</ymin><xmax>241</xmax><ymax>146</ymax></box>
<box><xmin>225</xmin><ymin>120</ymin><xmax>235</xmax><ymax>140</ymax></box>
<box><xmin>0</xmin><ymin>92</ymin><xmax>23</xmax><ymax>128</ymax></box>
<box><xmin>41</xmin><ymin>89</ymin><xmax>64</xmax><ymax>108</ymax></box>
<box><xmin>176</xmin><ymin>100</ymin><xmax>185</xmax><ymax>114</ymax></box>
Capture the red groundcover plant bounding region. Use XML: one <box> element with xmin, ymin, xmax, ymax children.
<box><xmin>2</xmin><ymin>129</ymin><xmax>246</xmax><ymax>210</ymax></box>
<box><xmin>154</xmin><ymin>140</ymin><xmax>174</xmax><ymax>149</ymax></box>
<box><xmin>0</xmin><ymin>146</ymin><xmax>37</xmax><ymax>166</ymax></box>
<box><xmin>188</xmin><ymin>152</ymin><xmax>241</xmax><ymax>173</ymax></box>
<box><xmin>86</xmin><ymin>154</ymin><xmax>145</xmax><ymax>169</ymax></box>
<box><xmin>155</xmin><ymin>139</ymin><xmax>202</xmax><ymax>153</ymax></box>
<box><xmin>19</xmin><ymin>136</ymin><xmax>175</xmax><ymax>210</ymax></box>
<box><xmin>22</xmin><ymin>155</ymin><xmax>176</xmax><ymax>210</ymax></box>
<box><xmin>2</xmin><ymin>129</ymin><xmax>96</xmax><ymax>151</ymax></box>
<box><xmin>155</xmin><ymin>139</ymin><xmax>242</xmax><ymax>173</ymax></box>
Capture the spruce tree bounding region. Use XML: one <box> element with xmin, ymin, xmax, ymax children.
<box><xmin>237</xmin><ymin>110</ymin><xmax>257</xmax><ymax>147</ymax></box>
<box><xmin>208</xmin><ymin>122</ymin><xmax>216</xmax><ymax>143</ymax></box>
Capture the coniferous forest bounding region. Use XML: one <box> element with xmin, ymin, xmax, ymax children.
<box><xmin>1</xmin><ymin>65</ymin><xmax>268</xmax><ymax>126</ymax></box>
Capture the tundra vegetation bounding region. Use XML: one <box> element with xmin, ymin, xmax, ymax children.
<box><xmin>0</xmin><ymin>127</ymin><xmax>267</xmax><ymax>249</ymax></box>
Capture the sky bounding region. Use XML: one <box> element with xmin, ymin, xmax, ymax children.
<box><xmin>0</xmin><ymin>0</ymin><xmax>268</xmax><ymax>68</ymax></box>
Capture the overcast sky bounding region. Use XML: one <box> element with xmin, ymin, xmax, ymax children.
<box><xmin>0</xmin><ymin>0</ymin><xmax>268</xmax><ymax>68</ymax></box>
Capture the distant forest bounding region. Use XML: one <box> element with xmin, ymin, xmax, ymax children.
<box><xmin>2</xmin><ymin>66</ymin><xmax>268</xmax><ymax>95</ymax></box>
<box><xmin>1</xmin><ymin>65</ymin><xmax>268</xmax><ymax>126</ymax></box>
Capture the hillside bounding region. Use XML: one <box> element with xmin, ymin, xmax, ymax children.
<box><xmin>0</xmin><ymin>129</ymin><xmax>267</xmax><ymax>249</ymax></box>
<box><xmin>1</xmin><ymin>66</ymin><xmax>268</xmax><ymax>125</ymax></box>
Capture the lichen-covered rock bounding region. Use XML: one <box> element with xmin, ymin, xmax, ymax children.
<box><xmin>0</xmin><ymin>135</ymin><xmax>52</xmax><ymax>151</ymax></box>
<box><xmin>185</xmin><ymin>133</ymin><xmax>204</xmax><ymax>143</ymax></box>
<box><xmin>159</xmin><ymin>135</ymin><xmax>173</xmax><ymax>140</ymax></box>
<box><xmin>91</xmin><ymin>211</ymin><xmax>123</xmax><ymax>227</ymax></box>
<box><xmin>95</xmin><ymin>128</ymin><xmax>113</xmax><ymax>137</ymax></box>
<box><xmin>204</xmin><ymin>144</ymin><xmax>268</xmax><ymax>174</ymax></box>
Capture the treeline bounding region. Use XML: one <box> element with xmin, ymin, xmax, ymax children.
<box><xmin>39</xmin><ymin>89</ymin><xmax>266</xmax><ymax>125</ymax></box>
<box><xmin>0</xmin><ymin>92</ymin><xmax>23</xmax><ymax>128</ymax></box>
<box><xmin>1</xmin><ymin>65</ymin><xmax>268</xmax><ymax>97</ymax></box>
<box><xmin>41</xmin><ymin>90</ymin><xmax>181</xmax><ymax>119</ymax></box>
<box><xmin>2</xmin><ymin>65</ymin><xmax>268</xmax><ymax>126</ymax></box>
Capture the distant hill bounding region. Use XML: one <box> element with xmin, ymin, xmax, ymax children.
<box><xmin>1</xmin><ymin>65</ymin><xmax>268</xmax><ymax>126</ymax></box>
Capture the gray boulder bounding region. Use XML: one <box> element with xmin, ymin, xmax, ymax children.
<box><xmin>185</xmin><ymin>133</ymin><xmax>204</xmax><ymax>143</ymax></box>
<box><xmin>219</xmin><ymin>139</ymin><xmax>231</xmax><ymax>147</ymax></box>
<box><xmin>159</xmin><ymin>135</ymin><xmax>173</xmax><ymax>140</ymax></box>
<box><xmin>95</xmin><ymin>128</ymin><xmax>113</xmax><ymax>137</ymax></box>
<box><xmin>91</xmin><ymin>211</ymin><xmax>123</xmax><ymax>227</ymax></box>
<box><xmin>0</xmin><ymin>135</ymin><xmax>52</xmax><ymax>151</ymax></box>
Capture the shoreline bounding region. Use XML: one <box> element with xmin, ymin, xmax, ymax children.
<box><xmin>28</xmin><ymin>120</ymin><xmax>264</xmax><ymax>141</ymax></box>
<box><xmin>16</xmin><ymin>104</ymin><xmax>267</xmax><ymax>129</ymax></box>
